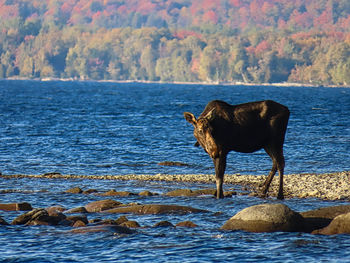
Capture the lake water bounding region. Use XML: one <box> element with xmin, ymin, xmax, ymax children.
<box><xmin>0</xmin><ymin>80</ymin><xmax>350</xmax><ymax>262</ymax></box>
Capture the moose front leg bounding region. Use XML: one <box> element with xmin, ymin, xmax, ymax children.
<box><xmin>213</xmin><ymin>155</ymin><xmax>227</xmax><ymax>199</ymax></box>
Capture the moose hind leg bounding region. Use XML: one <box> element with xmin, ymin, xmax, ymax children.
<box><xmin>276</xmin><ymin>153</ymin><xmax>285</xmax><ymax>200</ymax></box>
<box><xmin>262</xmin><ymin>161</ymin><xmax>277</xmax><ymax>196</ymax></box>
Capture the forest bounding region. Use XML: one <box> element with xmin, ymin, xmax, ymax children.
<box><xmin>1</xmin><ymin>0</ymin><xmax>350</xmax><ymax>85</ymax></box>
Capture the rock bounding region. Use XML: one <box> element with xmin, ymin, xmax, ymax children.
<box><xmin>103</xmin><ymin>204</ymin><xmax>208</xmax><ymax>215</ymax></box>
<box><xmin>165</xmin><ymin>189</ymin><xmax>216</xmax><ymax>197</ymax></box>
<box><xmin>115</xmin><ymin>216</ymin><xmax>129</xmax><ymax>225</ymax></box>
<box><xmin>312</xmin><ymin>212</ymin><xmax>350</xmax><ymax>235</ymax></box>
<box><xmin>0</xmin><ymin>202</ymin><xmax>32</xmax><ymax>211</ymax></box>
<box><xmin>65</xmin><ymin>187</ymin><xmax>83</xmax><ymax>194</ymax></box>
<box><xmin>139</xmin><ymin>190</ymin><xmax>157</xmax><ymax>196</ymax></box>
<box><xmin>99</xmin><ymin>190</ymin><xmax>136</xmax><ymax>196</ymax></box>
<box><xmin>120</xmin><ymin>221</ymin><xmax>141</xmax><ymax>228</ymax></box>
<box><xmin>176</xmin><ymin>221</ymin><xmax>198</xmax><ymax>227</ymax></box>
<box><xmin>83</xmin><ymin>189</ymin><xmax>98</xmax><ymax>194</ymax></box>
<box><xmin>153</xmin><ymin>221</ymin><xmax>174</xmax><ymax>227</ymax></box>
<box><xmin>301</xmin><ymin>205</ymin><xmax>350</xmax><ymax>233</ymax></box>
<box><xmin>221</xmin><ymin>203</ymin><xmax>304</xmax><ymax>233</ymax></box>
<box><xmin>66</xmin><ymin>215</ymin><xmax>89</xmax><ymax>225</ymax></box>
<box><xmin>12</xmin><ymin>209</ymin><xmax>46</xmax><ymax>225</ymax></box>
<box><xmin>12</xmin><ymin>208</ymin><xmax>67</xmax><ymax>226</ymax></box>
<box><xmin>157</xmin><ymin>161</ymin><xmax>190</xmax><ymax>167</ymax></box>
<box><xmin>46</xmin><ymin>206</ymin><xmax>66</xmax><ymax>215</ymax></box>
<box><xmin>165</xmin><ymin>188</ymin><xmax>234</xmax><ymax>197</ymax></box>
<box><xmin>65</xmin><ymin>207</ymin><xmax>88</xmax><ymax>214</ymax></box>
<box><xmin>69</xmin><ymin>225</ymin><xmax>136</xmax><ymax>234</ymax></box>
<box><xmin>85</xmin><ymin>199</ymin><xmax>122</xmax><ymax>212</ymax></box>
<box><xmin>0</xmin><ymin>216</ymin><xmax>9</xmax><ymax>225</ymax></box>
<box><xmin>73</xmin><ymin>220</ymin><xmax>87</xmax><ymax>227</ymax></box>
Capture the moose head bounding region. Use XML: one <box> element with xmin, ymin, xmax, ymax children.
<box><xmin>183</xmin><ymin>108</ymin><xmax>220</xmax><ymax>159</ymax></box>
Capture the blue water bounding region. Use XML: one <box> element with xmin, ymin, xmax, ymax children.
<box><xmin>1</xmin><ymin>80</ymin><xmax>350</xmax><ymax>262</ymax></box>
<box><xmin>0</xmin><ymin>80</ymin><xmax>349</xmax><ymax>175</ymax></box>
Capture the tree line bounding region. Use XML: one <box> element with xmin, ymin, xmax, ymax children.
<box><xmin>1</xmin><ymin>0</ymin><xmax>350</xmax><ymax>85</ymax></box>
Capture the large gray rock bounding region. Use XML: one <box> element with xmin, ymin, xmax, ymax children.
<box><xmin>221</xmin><ymin>203</ymin><xmax>303</xmax><ymax>233</ymax></box>
<box><xmin>312</xmin><ymin>212</ymin><xmax>350</xmax><ymax>235</ymax></box>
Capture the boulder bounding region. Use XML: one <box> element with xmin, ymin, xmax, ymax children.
<box><xmin>65</xmin><ymin>207</ymin><xmax>88</xmax><ymax>214</ymax></box>
<box><xmin>65</xmin><ymin>187</ymin><xmax>83</xmax><ymax>194</ymax></box>
<box><xmin>301</xmin><ymin>205</ymin><xmax>350</xmax><ymax>233</ymax></box>
<box><xmin>83</xmin><ymin>189</ymin><xmax>98</xmax><ymax>194</ymax></box>
<box><xmin>12</xmin><ymin>209</ymin><xmax>47</xmax><ymax>225</ymax></box>
<box><xmin>153</xmin><ymin>221</ymin><xmax>174</xmax><ymax>228</ymax></box>
<box><xmin>85</xmin><ymin>199</ymin><xmax>122</xmax><ymax>212</ymax></box>
<box><xmin>139</xmin><ymin>190</ymin><xmax>158</xmax><ymax>196</ymax></box>
<box><xmin>12</xmin><ymin>208</ymin><xmax>66</xmax><ymax>226</ymax></box>
<box><xmin>103</xmin><ymin>204</ymin><xmax>208</xmax><ymax>215</ymax></box>
<box><xmin>120</xmin><ymin>220</ymin><xmax>141</xmax><ymax>228</ymax></box>
<box><xmin>73</xmin><ymin>220</ymin><xmax>87</xmax><ymax>227</ymax></box>
<box><xmin>69</xmin><ymin>225</ymin><xmax>136</xmax><ymax>234</ymax></box>
<box><xmin>221</xmin><ymin>203</ymin><xmax>304</xmax><ymax>233</ymax></box>
<box><xmin>99</xmin><ymin>190</ymin><xmax>136</xmax><ymax>197</ymax></box>
<box><xmin>46</xmin><ymin>206</ymin><xmax>66</xmax><ymax>215</ymax></box>
<box><xmin>176</xmin><ymin>221</ymin><xmax>198</xmax><ymax>228</ymax></box>
<box><xmin>312</xmin><ymin>212</ymin><xmax>350</xmax><ymax>235</ymax></box>
<box><xmin>0</xmin><ymin>202</ymin><xmax>32</xmax><ymax>211</ymax></box>
<box><xmin>66</xmin><ymin>215</ymin><xmax>89</xmax><ymax>225</ymax></box>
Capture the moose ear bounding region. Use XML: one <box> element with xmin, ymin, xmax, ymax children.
<box><xmin>204</xmin><ymin>108</ymin><xmax>216</xmax><ymax>121</ymax></box>
<box><xmin>184</xmin><ymin>112</ymin><xmax>197</xmax><ymax>125</ymax></box>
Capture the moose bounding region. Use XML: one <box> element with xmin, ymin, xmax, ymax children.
<box><xmin>184</xmin><ymin>100</ymin><xmax>290</xmax><ymax>199</ymax></box>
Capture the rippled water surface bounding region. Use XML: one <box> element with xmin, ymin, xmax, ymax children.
<box><xmin>0</xmin><ymin>80</ymin><xmax>350</xmax><ymax>262</ymax></box>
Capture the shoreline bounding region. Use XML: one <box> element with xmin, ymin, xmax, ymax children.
<box><xmin>1</xmin><ymin>77</ymin><xmax>349</xmax><ymax>89</ymax></box>
<box><xmin>1</xmin><ymin>171</ymin><xmax>349</xmax><ymax>201</ymax></box>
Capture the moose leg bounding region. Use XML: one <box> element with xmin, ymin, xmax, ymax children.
<box><xmin>262</xmin><ymin>161</ymin><xmax>277</xmax><ymax>196</ymax></box>
<box><xmin>213</xmin><ymin>155</ymin><xmax>226</xmax><ymax>199</ymax></box>
<box><xmin>276</xmin><ymin>154</ymin><xmax>285</xmax><ymax>200</ymax></box>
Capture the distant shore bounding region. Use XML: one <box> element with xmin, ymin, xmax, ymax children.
<box><xmin>2</xmin><ymin>77</ymin><xmax>349</xmax><ymax>89</ymax></box>
<box><xmin>2</xmin><ymin>171</ymin><xmax>349</xmax><ymax>201</ymax></box>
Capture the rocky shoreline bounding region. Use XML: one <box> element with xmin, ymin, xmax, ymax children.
<box><xmin>1</xmin><ymin>171</ymin><xmax>349</xmax><ymax>200</ymax></box>
<box><xmin>1</xmin><ymin>171</ymin><xmax>350</xmax><ymax>235</ymax></box>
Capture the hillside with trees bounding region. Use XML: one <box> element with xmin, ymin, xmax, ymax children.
<box><xmin>1</xmin><ymin>0</ymin><xmax>350</xmax><ymax>85</ymax></box>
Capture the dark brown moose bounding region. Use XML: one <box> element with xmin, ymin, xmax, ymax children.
<box><xmin>184</xmin><ymin>100</ymin><xmax>290</xmax><ymax>199</ymax></box>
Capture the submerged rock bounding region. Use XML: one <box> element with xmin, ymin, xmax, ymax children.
<box><xmin>99</xmin><ymin>190</ymin><xmax>137</xmax><ymax>197</ymax></box>
<box><xmin>312</xmin><ymin>212</ymin><xmax>350</xmax><ymax>235</ymax></box>
<box><xmin>65</xmin><ymin>187</ymin><xmax>83</xmax><ymax>194</ymax></box>
<box><xmin>157</xmin><ymin>161</ymin><xmax>190</xmax><ymax>167</ymax></box>
<box><xmin>103</xmin><ymin>204</ymin><xmax>208</xmax><ymax>215</ymax></box>
<box><xmin>139</xmin><ymin>190</ymin><xmax>158</xmax><ymax>196</ymax></box>
<box><xmin>120</xmin><ymin>220</ymin><xmax>141</xmax><ymax>228</ymax></box>
<box><xmin>153</xmin><ymin>221</ymin><xmax>174</xmax><ymax>228</ymax></box>
<box><xmin>69</xmin><ymin>225</ymin><xmax>136</xmax><ymax>234</ymax></box>
<box><xmin>176</xmin><ymin>221</ymin><xmax>198</xmax><ymax>228</ymax></box>
<box><xmin>84</xmin><ymin>199</ymin><xmax>122</xmax><ymax>213</ymax></box>
<box><xmin>221</xmin><ymin>203</ymin><xmax>303</xmax><ymax>233</ymax></box>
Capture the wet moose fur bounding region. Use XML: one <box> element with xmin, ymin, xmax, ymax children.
<box><xmin>184</xmin><ymin>100</ymin><xmax>290</xmax><ymax>199</ymax></box>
